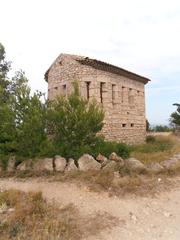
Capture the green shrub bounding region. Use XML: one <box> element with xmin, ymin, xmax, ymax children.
<box><xmin>47</xmin><ymin>82</ymin><xmax>104</xmax><ymax>160</ymax></box>
<box><xmin>92</xmin><ymin>138</ymin><xmax>130</xmax><ymax>159</ymax></box>
<box><xmin>146</xmin><ymin>135</ymin><xmax>155</xmax><ymax>143</ymax></box>
<box><xmin>0</xmin><ymin>154</ymin><xmax>9</xmax><ymax>170</ymax></box>
<box><xmin>132</xmin><ymin>137</ymin><xmax>173</xmax><ymax>153</ymax></box>
<box><xmin>152</xmin><ymin>125</ymin><xmax>172</xmax><ymax>132</ymax></box>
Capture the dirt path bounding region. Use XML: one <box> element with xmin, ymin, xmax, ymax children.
<box><xmin>0</xmin><ymin>177</ymin><xmax>180</xmax><ymax>240</ymax></box>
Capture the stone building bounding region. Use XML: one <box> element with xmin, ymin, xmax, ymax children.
<box><xmin>45</xmin><ymin>54</ymin><xmax>150</xmax><ymax>144</ymax></box>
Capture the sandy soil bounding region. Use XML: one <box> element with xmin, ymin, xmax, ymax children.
<box><xmin>0</xmin><ymin>177</ymin><xmax>180</xmax><ymax>240</ymax></box>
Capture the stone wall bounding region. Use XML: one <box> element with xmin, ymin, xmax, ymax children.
<box><xmin>47</xmin><ymin>54</ymin><xmax>147</xmax><ymax>144</ymax></box>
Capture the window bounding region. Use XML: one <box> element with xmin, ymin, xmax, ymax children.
<box><xmin>131</xmin><ymin>123</ymin><xmax>134</xmax><ymax>127</ymax></box>
<box><xmin>122</xmin><ymin>124</ymin><xmax>126</xmax><ymax>128</ymax></box>
<box><xmin>121</xmin><ymin>86</ymin><xmax>125</xmax><ymax>103</ymax></box>
<box><xmin>112</xmin><ymin>84</ymin><xmax>116</xmax><ymax>103</ymax></box>
<box><xmin>128</xmin><ymin>88</ymin><xmax>134</xmax><ymax>104</ymax></box>
<box><xmin>86</xmin><ymin>82</ymin><xmax>90</xmax><ymax>100</ymax></box>
<box><xmin>100</xmin><ymin>82</ymin><xmax>105</xmax><ymax>103</ymax></box>
<box><xmin>62</xmin><ymin>84</ymin><xmax>66</xmax><ymax>96</ymax></box>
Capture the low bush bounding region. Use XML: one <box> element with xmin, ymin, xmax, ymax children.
<box><xmin>146</xmin><ymin>135</ymin><xmax>156</xmax><ymax>143</ymax></box>
<box><xmin>131</xmin><ymin>135</ymin><xmax>180</xmax><ymax>164</ymax></box>
<box><xmin>92</xmin><ymin>138</ymin><xmax>130</xmax><ymax>159</ymax></box>
<box><xmin>131</xmin><ymin>136</ymin><xmax>174</xmax><ymax>154</ymax></box>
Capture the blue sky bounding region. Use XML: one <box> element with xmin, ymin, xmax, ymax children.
<box><xmin>0</xmin><ymin>0</ymin><xmax>180</xmax><ymax>125</ymax></box>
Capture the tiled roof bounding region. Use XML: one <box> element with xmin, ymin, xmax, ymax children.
<box><xmin>45</xmin><ymin>54</ymin><xmax>150</xmax><ymax>84</ymax></box>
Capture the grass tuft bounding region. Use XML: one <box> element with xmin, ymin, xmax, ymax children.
<box><xmin>0</xmin><ymin>190</ymin><xmax>82</xmax><ymax>240</ymax></box>
<box><xmin>131</xmin><ymin>134</ymin><xmax>180</xmax><ymax>164</ymax></box>
<box><xmin>0</xmin><ymin>189</ymin><xmax>120</xmax><ymax>239</ymax></box>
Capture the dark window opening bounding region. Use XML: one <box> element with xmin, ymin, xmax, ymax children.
<box><xmin>122</xmin><ymin>86</ymin><xmax>125</xmax><ymax>103</ymax></box>
<box><xmin>62</xmin><ymin>84</ymin><xmax>66</xmax><ymax>96</ymax></box>
<box><xmin>131</xmin><ymin>123</ymin><xmax>134</xmax><ymax>127</ymax></box>
<box><xmin>54</xmin><ymin>87</ymin><xmax>58</xmax><ymax>90</ymax></box>
<box><xmin>122</xmin><ymin>124</ymin><xmax>126</xmax><ymax>128</ymax></box>
<box><xmin>112</xmin><ymin>84</ymin><xmax>116</xmax><ymax>103</ymax></box>
<box><xmin>100</xmin><ymin>82</ymin><xmax>105</xmax><ymax>103</ymax></box>
<box><xmin>86</xmin><ymin>82</ymin><xmax>90</xmax><ymax>100</ymax></box>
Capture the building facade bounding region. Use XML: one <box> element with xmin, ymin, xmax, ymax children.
<box><xmin>45</xmin><ymin>54</ymin><xmax>150</xmax><ymax>144</ymax></box>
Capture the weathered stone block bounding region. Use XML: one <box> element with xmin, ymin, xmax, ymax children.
<box><xmin>54</xmin><ymin>155</ymin><xmax>67</xmax><ymax>172</ymax></box>
<box><xmin>33</xmin><ymin>158</ymin><xmax>53</xmax><ymax>171</ymax></box>
<box><xmin>78</xmin><ymin>154</ymin><xmax>101</xmax><ymax>171</ymax></box>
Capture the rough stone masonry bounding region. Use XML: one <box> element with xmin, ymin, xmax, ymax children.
<box><xmin>45</xmin><ymin>54</ymin><xmax>150</xmax><ymax>144</ymax></box>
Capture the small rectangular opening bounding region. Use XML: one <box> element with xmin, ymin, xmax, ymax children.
<box><xmin>100</xmin><ymin>82</ymin><xmax>105</xmax><ymax>103</ymax></box>
<box><xmin>131</xmin><ymin>123</ymin><xmax>134</xmax><ymax>127</ymax></box>
<box><xmin>122</xmin><ymin>86</ymin><xmax>125</xmax><ymax>103</ymax></box>
<box><xmin>86</xmin><ymin>82</ymin><xmax>90</xmax><ymax>100</ymax></box>
<box><xmin>112</xmin><ymin>84</ymin><xmax>116</xmax><ymax>103</ymax></box>
<box><xmin>54</xmin><ymin>87</ymin><xmax>58</xmax><ymax>90</ymax></box>
<box><xmin>122</xmin><ymin>123</ymin><xmax>126</xmax><ymax>128</ymax></box>
<box><xmin>62</xmin><ymin>84</ymin><xmax>66</xmax><ymax>96</ymax></box>
<box><xmin>128</xmin><ymin>88</ymin><xmax>134</xmax><ymax>104</ymax></box>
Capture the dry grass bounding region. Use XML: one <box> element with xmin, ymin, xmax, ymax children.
<box><xmin>48</xmin><ymin>169</ymin><xmax>176</xmax><ymax>197</ymax></box>
<box><xmin>0</xmin><ymin>190</ymin><xmax>82</xmax><ymax>240</ymax></box>
<box><xmin>0</xmin><ymin>168</ymin><xmax>179</xmax><ymax>198</ymax></box>
<box><xmin>131</xmin><ymin>134</ymin><xmax>180</xmax><ymax>164</ymax></box>
<box><xmin>0</xmin><ymin>189</ymin><xmax>119</xmax><ymax>240</ymax></box>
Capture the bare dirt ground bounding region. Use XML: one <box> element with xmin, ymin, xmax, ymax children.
<box><xmin>0</xmin><ymin>177</ymin><xmax>180</xmax><ymax>240</ymax></box>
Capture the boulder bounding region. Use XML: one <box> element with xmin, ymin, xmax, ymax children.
<box><xmin>7</xmin><ymin>156</ymin><xmax>16</xmax><ymax>172</ymax></box>
<box><xmin>17</xmin><ymin>159</ymin><xmax>33</xmax><ymax>171</ymax></box>
<box><xmin>102</xmin><ymin>160</ymin><xmax>119</xmax><ymax>171</ymax></box>
<box><xmin>96</xmin><ymin>154</ymin><xmax>109</xmax><ymax>168</ymax></box>
<box><xmin>109</xmin><ymin>152</ymin><xmax>124</xmax><ymax>166</ymax></box>
<box><xmin>33</xmin><ymin>158</ymin><xmax>53</xmax><ymax>171</ymax></box>
<box><xmin>65</xmin><ymin>158</ymin><xmax>78</xmax><ymax>172</ymax></box>
<box><xmin>54</xmin><ymin>155</ymin><xmax>67</xmax><ymax>172</ymax></box>
<box><xmin>146</xmin><ymin>162</ymin><xmax>164</xmax><ymax>173</ymax></box>
<box><xmin>173</xmin><ymin>153</ymin><xmax>180</xmax><ymax>160</ymax></box>
<box><xmin>160</xmin><ymin>158</ymin><xmax>180</xmax><ymax>170</ymax></box>
<box><xmin>109</xmin><ymin>152</ymin><xmax>122</xmax><ymax>161</ymax></box>
<box><xmin>96</xmin><ymin>153</ymin><xmax>107</xmax><ymax>162</ymax></box>
<box><xmin>78</xmin><ymin>154</ymin><xmax>101</xmax><ymax>171</ymax></box>
<box><xmin>125</xmin><ymin>158</ymin><xmax>146</xmax><ymax>173</ymax></box>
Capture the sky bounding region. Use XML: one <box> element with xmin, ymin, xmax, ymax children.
<box><xmin>0</xmin><ymin>0</ymin><xmax>180</xmax><ymax>125</ymax></box>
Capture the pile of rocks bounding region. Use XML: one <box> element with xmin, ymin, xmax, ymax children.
<box><xmin>1</xmin><ymin>152</ymin><xmax>180</xmax><ymax>175</ymax></box>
